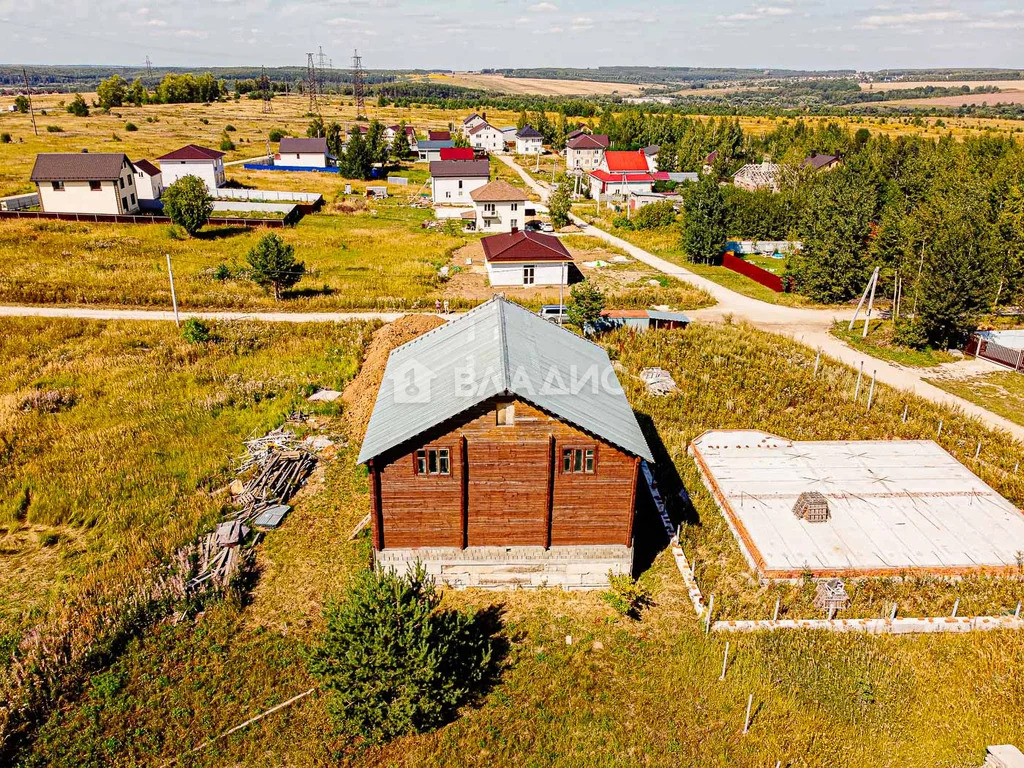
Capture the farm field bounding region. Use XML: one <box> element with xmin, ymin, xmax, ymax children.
<box><xmin>7</xmin><ymin>317</ymin><xmax>1024</xmax><ymax>767</ymax></box>
<box><xmin>859</xmin><ymin>79</ymin><xmax>1024</xmax><ymax>92</ymax></box>
<box><xmin>872</xmin><ymin>92</ymin><xmax>1024</xmax><ymax>108</ymax></box>
<box><xmin>425</xmin><ymin>72</ymin><xmax>648</xmax><ymax>96</ymax></box>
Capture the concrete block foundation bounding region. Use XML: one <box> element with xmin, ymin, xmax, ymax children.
<box><xmin>374</xmin><ymin>545</ymin><xmax>633</xmax><ymax>590</ymax></box>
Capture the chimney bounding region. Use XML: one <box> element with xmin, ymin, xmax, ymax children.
<box><xmin>81</xmin><ymin>148</ymin><xmax>89</xmax><ymax>153</ymax></box>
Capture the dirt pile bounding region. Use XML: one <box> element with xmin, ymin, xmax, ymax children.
<box><xmin>343</xmin><ymin>314</ymin><xmax>446</xmax><ymax>445</ymax></box>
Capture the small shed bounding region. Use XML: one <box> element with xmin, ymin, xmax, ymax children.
<box><xmin>366</xmin><ymin>185</ymin><xmax>388</xmax><ymax>199</ymax></box>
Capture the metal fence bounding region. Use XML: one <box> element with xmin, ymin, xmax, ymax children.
<box><xmin>966</xmin><ymin>334</ymin><xmax>1024</xmax><ymax>373</ymax></box>
<box><xmin>0</xmin><ymin>210</ymin><xmax>287</xmax><ymax>228</ymax></box>
<box><xmin>721</xmin><ymin>253</ymin><xmax>788</xmax><ymax>293</ymax></box>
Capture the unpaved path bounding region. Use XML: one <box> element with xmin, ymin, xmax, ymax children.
<box><xmin>495</xmin><ymin>154</ymin><xmax>1024</xmax><ymax>443</ymax></box>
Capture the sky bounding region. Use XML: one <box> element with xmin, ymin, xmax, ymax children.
<box><xmin>1</xmin><ymin>0</ymin><xmax>1023</xmax><ymax>71</ymax></box>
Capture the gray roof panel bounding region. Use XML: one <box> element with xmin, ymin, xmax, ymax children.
<box><xmin>358</xmin><ymin>297</ymin><xmax>652</xmax><ymax>464</ymax></box>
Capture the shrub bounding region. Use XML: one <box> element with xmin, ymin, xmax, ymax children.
<box><xmin>246</xmin><ymin>232</ymin><xmax>305</xmax><ymax>300</ymax></box>
<box><xmin>892</xmin><ymin>318</ymin><xmax>930</xmax><ymax>349</ymax></box>
<box><xmin>225</xmin><ymin>124</ymin><xmax>236</xmax><ymax>132</ymax></box>
<box><xmin>602</xmin><ymin>572</ymin><xmax>652</xmax><ymax>619</ymax></box>
<box><xmin>612</xmin><ymin>215</ymin><xmax>634</xmax><ymax>230</ymax></box>
<box><xmin>632</xmin><ymin>200</ymin><xmax>677</xmax><ymax>230</ymax></box>
<box><xmin>213</xmin><ymin>263</ymin><xmax>233</xmax><ymax>281</ymax></box>
<box><xmin>124</xmin><ymin>121</ymin><xmax>138</xmax><ymax>132</ymax></box>
<box><xmin>268</xmin><ymin>128</ymin><xmax>285</xmax><ymax>142</ymax></box>
<box><xmin>219</xmin><ymin>132</ymin><xmax>235</xmax><ymax>151</ymax></box>
<box><xmin>181</xmin><ymin>318</ymin><xmax>211</xmax><ymax>344</ymax></box>
<box><xmin>308</xmin><ymin>565</ymin><xmax>497</xmax><ymax>744</ymax></box>
<box><xmin>199</xmin><ymin>117</ymin><xmax>209</xmax><ymax>125</ymax></box>
<box><xmin>162</xmin><ymin>175</ymin><xmax>213</xmax><ymax>236</ymax></box>
<box><xmin>66</xmin><ymin>93</ymin><xmax>89</xmax><ymax>117</ymax></box>
<box><xmin>45</xmin><ymin>125</ymin><xmax>64</xmax><ymax>133</ymax></box>
<box><xmin>0</xmin><ymin>132</ymin><xmax>11</xmax><ymax>144</ymax></box>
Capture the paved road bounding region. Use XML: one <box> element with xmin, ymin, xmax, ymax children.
<box><xmin>0</xmin><ymin>305</ymin><xmax>408</xmax><ymax>323</ymax></box>
<box><xmin>495</xmin><ymin>154</ymin><xmax>1024</xmax><ymax>442</ymax></box>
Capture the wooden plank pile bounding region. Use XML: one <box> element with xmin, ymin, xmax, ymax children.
<box><xmin>232</xmin><ymin>435</ymin><xmax>317</xmax><ymax>527</ymax></box>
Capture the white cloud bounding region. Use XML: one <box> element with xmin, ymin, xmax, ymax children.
<box><xmin>718</xmin><ymin>5</ymin><xmax>794</xmax><ymax>24</ymax></box>
<box><xmin>858</xmin><ymin>10</ymin><xmax>966</xmax><ymax>28</ymax></box>
<box><xmin>146</xmin><ymin>18</ymin><xmax>166</xmax><ymax>25</ymax></box>
<box><xmin>527</xmin><ymin>2</ymin><xmax>558</xmax><ymax>11</ymax></box>
<box><xmin>571</xmin><ymin>15</ymin><xmax>594</xmax><ymax>30</ymax></box>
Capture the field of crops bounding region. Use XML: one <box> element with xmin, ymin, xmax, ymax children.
<box><xmin>5</xmin><ymin>318</ymin><xmax>1024</xmax><ymax>767</ymax></box>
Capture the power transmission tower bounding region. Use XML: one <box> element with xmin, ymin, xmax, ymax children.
<box><xmin>316</xmin><ymin>45</ymin><xmax>327</xmax><ymax>95</ymax></box>
<box><xmin>259</xmin><ymin>65</ymin><xmax>273</xmax><ymax>114</ymax></box>
<box><xmin>351</xmin><ymin>48</ymin><xmax>365</xmax><ymax>118</ymax></box>
<box><xmin>145</xmin><ymin>55</ymin><xmax>153</xmax><ymax>77</ymax></box>
<box><xmin>305</xmin><ymin>52</ymin><xmax>319</xmax><ymax>114</ymax></box>
<box><xmin>21</xmin><ymin>67</ymin><xmax>37</xmax><ymax>136</ymax></box>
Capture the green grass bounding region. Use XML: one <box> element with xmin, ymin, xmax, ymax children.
<box><xmin>832</xmin><ymin>320</ymin><xmax>957</xmax><ymax>368</ymax></box>
<box><xmin>0</xmin><ymin>317</ymin><xmax>377</xmax><ymax>641</ymax></box>
<box><xmin>927</xmin><ymin>370</ymin><xmax>1024</xmax><ymax>428</ymax></box>
<box><xmin>10</xmin><ymin>318</ymin><xmax>1024</xmax><ymax>767</ymax></box>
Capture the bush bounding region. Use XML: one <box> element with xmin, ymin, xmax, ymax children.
<box><xmin>268</xmin><ymin>128</ymin><xmax>285</xmax><ymax>142</ymax></box>
<box><xmin>225</xmin><ymin>124</ymin><xmax>236</xmax><ymax>132</ymax></box>
<box><xmin>199</xmin><ymin>117</ymin><xmax>209</xmax><ymax>125</ymax></box>
<box><xmin>602</xmin><ymin>572</ymin><xmax>652</xmax><ymax>620</ymax></box>
<box><xmin>612</xmin><ymin>215</ymin><xmax>634</xmax><ymax>231</ymax></box>
<box><xmin>124</xmin><ymin>122</ymin><xmax>138</xmax><ymax>132</ymax></box>
<box><xmin>892</xmin><ymin>318</ymin><xmax>930</xmax><ymax>349</ymax></box>
<box><xmin>181</xmin><ymin>318</ymin><xmax>211</xmax><ymax>344</ymax></box>
<box><xmin>0</xmin><ymin>132</ymin><xmax>11</xmax><ymax>144</ymax></box>
<box><xmin>308</xmin><ymin>565</ymin><xmax>497</xmax><ymax>744</ymax></box>
<box><xmin>162</xmin><ymin>175</ymin><xmax>213</xmax><ymax>236</ymax></box>
<box><xmin>632</xmin><ymin>200</ymin><xmax>677</xmax><ymax>230</ymax></box>
<box><xmin>66</xmin><ymin>93</ymin><xmax>89</xmax><ymax>117</ymax></box>
<box><xmin>45</xmin><ymin>125</ymin><xmax>64</xmax><ymax>133</ymax></box>
<box><xmin>220</xmin><ymin>132</ymin><xmax>235</xmax><ymax>151</ymax></box>
<box><xmin>246</xmin><ymin>232</ymin><xmax>305</xmax><ymax>300</ymax></box>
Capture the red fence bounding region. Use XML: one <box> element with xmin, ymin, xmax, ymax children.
<box><xmin>0</xmin><ymin>210</ymin><xmax>288</xmax><ymax>228</ymax></box>
<box><xmin>721</xmin><ymin>252</ymin><xmax>787</xmax><ymax>293</ymax></box>
<box><xmin>965</xmin><ymin>334</ymin><xmax>1024</xmax><ymax>373</ymax></box>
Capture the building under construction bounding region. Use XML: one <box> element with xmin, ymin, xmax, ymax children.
<box><xmin>689</xmin><ymin>430</ymin><xmax>1024</xmax><ymax>581</ymax></box>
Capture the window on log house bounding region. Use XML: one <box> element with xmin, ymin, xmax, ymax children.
<box><xmin>562</xmin><ymin>447</ymin><xmax>595</xmax><ymax>474</ymax></box>
<box><xmin>416</xmin><ymin>448</ymin><xmax>450</xmax><ymax>475</ymax></box>
<box><xmin>496</xmin><ymin>402</ymin><xmax>515</xmax><ymax>426</ymax></box>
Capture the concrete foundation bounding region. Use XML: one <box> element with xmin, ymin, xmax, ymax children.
<box><xmin>374</xmin><ymin>545</ymin><xmax>633</xmax><ymax>590</ymax></box>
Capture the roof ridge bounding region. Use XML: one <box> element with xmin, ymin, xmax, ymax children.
<box><xmin>496</xmin><ymin>298</ymin><xmax>511</xmax><ymax>393</ymax></box>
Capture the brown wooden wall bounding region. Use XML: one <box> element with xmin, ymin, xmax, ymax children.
<box><xmin>371</xmin><ymin>398</ymin><xmax>640</xmax><ymax>550</ymax></box>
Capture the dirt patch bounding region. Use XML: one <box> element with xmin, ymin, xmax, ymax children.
<box><xmin>343</xmin><ymin>314</ymin><xmax>446</xmax><ymax>444</ymax></box>
<box><xmin>434</xmin><ymin>73</ymin><xmax>647</xmax><ymax>97</ymax></box>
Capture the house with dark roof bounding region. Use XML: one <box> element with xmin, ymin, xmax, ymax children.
<box><xmin>702</xmin><ymin>150</ymin><xmax>719</xmax><ymax>176</ymax></box>
<box><xmin>132</xmin><ymin>159</ymin><xmax>162</xmax><ymax>201</ymax></box>
<box><xmin>515</xmin><ymin>125</ymin><xmax>544</xmax><ymax>155</ymax></box>
<box><xmin>156</xmin><ymin>144</ymin><xmax>226</xmax><ymax>192</ymax></box>
<box><xmin>428</xmin><ymin>130</ymin><xmax>451</xmax><ymax>142</ymax></box>
<box><xmin>461</xmin><ymin>113</ymin><xmax>486</xmax><ymax>137</ymax></box>
<box><xmin>276</xmin><ymin>137</ymin><xmax>333</xmax><ymax>168</ymax></box>
<box><xmin>30</xmin><ymin>152</ymin><xmax>140</xmax><ymax>214</ymax></box>
<box><xmin>467</xmin><ymin>121</ymin><xmax>504</xmax><ymax>153</ymax></box>
<box><xmin>802</xmin><ymin>152</ymin><xmax>841</xmax><ymax>171</ymax></box>
<box><xmin>358</xmin><ymin>295</ymin><xmax>652</xmax><ymax>588</ymax></box>
<box><xmin>481</xmin><ymin>230</ymin><xmax>572</xmax><ymax>287</ymax></box>
<box><xmin>429</xmin><ymin>159</ymin><xmax>490</xmax><ymax>204</ymax></box>
<box><xmin>565</xmin><ymin>133</ymin><xmax>609</xmax><ymax>171</ymax></box>
<box><xmin>469</xmin><ymin>179</ymin><xmax>527</xmax><ymax>233</ymax></box>
<box><xmin>642</xmin><ymin>144</ymin><xmax>660</xmax><ymax>172</ymax></box>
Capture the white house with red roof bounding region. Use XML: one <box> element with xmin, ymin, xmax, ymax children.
<box><xmin>461</xmin><ymin>113</ymin><xmax>486</xmax><ymax>137</ymax></box>
<box><xmin>132</xmin><ymin>159</ymin><xmax>162</xmax><ymax>201</ymax></box>
<box><xmin>588</xmin><ymin>150</ymin><xmax>655</xmax><ymax>200</ymax></box>
<box><xmin>565</xmin><ymin>133</ymin><xmax>608</xmax><ymax>171</ymax></box>
<box><xmin>156</xmin><ymin>144</ymin><xmax>226</xmax><ymax>192</ymax></box>
<box><xmin>481</xmin><ymin>230</ymin><xmax>573</xmax><ymax>287</ymax></box>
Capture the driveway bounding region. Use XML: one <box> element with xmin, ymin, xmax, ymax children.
<box><xmin>494</xmin><ymin>154</ymin><xmax>1024</xmax><ymax>442</ymax></box>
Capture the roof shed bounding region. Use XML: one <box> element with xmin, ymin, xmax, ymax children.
<box><xmin>30</xmin><ymin>152</ymin><xmax>134</xmax><ymax>181</ymax></box>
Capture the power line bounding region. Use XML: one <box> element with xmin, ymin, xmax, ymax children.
<box><xmin>305</xmin><ymin>52</ymin><xmax>319</xmax><ymax>115</ymax></box>
<box><xmin>260</xmin><ymin>64</ymin><xmax>272</xmax><ymax>114</ymax></box>
<box><xmin>316</xmin><ymin>45</ymin><xmax>327</xmax><ymax>96</ymax></box>
<box><xmin>351</xmin><ymin>48</ymin><xmax>365</xmax><ymax>119</ymax></box>
<box><xmin>22</xmin><ymin>67</ymin><xmax>38</xmax><ymax>136</ymax></box>
<box><xmin>145</xmin><ymin>55</ymin><xmax>153</xmax><ymax>77</ymax></box>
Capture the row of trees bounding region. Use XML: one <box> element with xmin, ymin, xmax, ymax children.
<box><xmin>670</xmin><ymin>123</ymin><xmax>1024</xmax><ymax>347</ymax></box>
<box><xmin>95</xmin><ymin>72</ymin><xmax>227</xmax><ymax>109</ymax></box>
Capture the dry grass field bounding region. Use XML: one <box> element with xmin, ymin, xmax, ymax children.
<box><xmin>859</xmin><ymin>80</ymin><xmax>1024</xmax><ymax>92</ymax></box>
<box><xmin>872</xmin><ymin>92</ymin><xmax>1024</xmax><ymax>108</ymax></box>
<box><xmin>426</xmin><ymin>72</ymin><xmax>647</xmax><ymax>96</ymax></box>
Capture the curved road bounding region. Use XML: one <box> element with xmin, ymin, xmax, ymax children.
<box><xmin>495</xmin><ymin>154</ymin><xmax>1024</xmax><ymax>443</ymax></box>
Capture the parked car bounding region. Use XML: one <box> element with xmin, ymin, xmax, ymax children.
<box><xmin>539</xmin><ymin>222</ymin><xmax>554</xmax><ymax>233</ymax></box>
<box><xmin>538</xmin><ymin>304</ymin><xmax>568</xmax><ymax>324</ymax></box>
<box><xmin>524</xmin><ymin>219</ymin><xmax>543</xmax><ymax>231</ymax></box>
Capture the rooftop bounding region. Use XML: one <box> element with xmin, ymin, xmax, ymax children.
<box><xmin>439</xmin><ymin>147</ymin><xmax>476</xmax><ymax>161</ymax></box>
<box><xmin>470</xmin><ymin>179</ymin><xmax>527</xmax><ymax>203</ymax></box>
<box><xmin>604</xmin><ymin>151</ymin><xmax>650</xmax><ymax>172</ymax></box>
<box><xmin>156</xmin><ymin>144</ymin><xmax>225</xmax><ymax>162</ymax></box>
<box><xmin>429</xmin><ymin>159</ymin><xmax>490</xmax><ymax>179</ymax></box>
<box><xmin>358</xmin><ymin>296</ymin><xmax>653</xmax><ymax>464</ymax></box>
<box><xmin>30</xmin><ymin>152</ymin><xmax>133</xmax><ymax>182</ymax></box>
<box><xmin>133</xmin><ymin>159</ymin><xmax>160</xmax><ymax>177</ymax></box>
<box><xmin>481</xmin><ymin>230</ymin><xmax>572</xmax><ymax>263</ymax></box>
<box><xmin>279</xmin><ymin>137</ymin><xmax>328</xmax><ymax>154</ymax></box>
<box><xmin>690</xmin><ymin>430</ymin><xmax>1024</xmax><ymax>579</ymax></box>
<box><xmin>418</xmin><ymin>140</ymin><xmax>456</xmax><ymax>150</ymax></box>
<box><xmin>517</xmin><ymin>125</ymin><xmax>543</xmax><ymax>139</ymax></box>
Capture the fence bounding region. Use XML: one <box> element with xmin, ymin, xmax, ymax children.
<box><xmin>721</xmin><ymin>252</ymin><xmax>787</xmax><ymax>293</ymax></box>
<box><xmin>966</xmin><ymin>334</ymin><xmax>1024</xmax><ymax>373</ymax></box>
<box><xmin>242</xmin><ymin>163</ymin><xmax>340</xmax><ymax>175</ymax></box>
<box><xmin>0</xmin><ymin>192</ymin><xmax>39</xmax><ymax>211</ymax></box>
<box><xmin>214</xmin><ymin>187</ymin><xmax>324</xmax><ymax>214</ymax></box>
<box><xmin>0</xmin><ymin>209</ymin><xmax>286</xmax><ymax>228</ymax></box>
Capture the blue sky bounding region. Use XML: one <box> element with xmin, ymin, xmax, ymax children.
<box><xmin>2</xmin><ymin>0</ymin><xmax>1022</xmax><ymax>70</ymax></box>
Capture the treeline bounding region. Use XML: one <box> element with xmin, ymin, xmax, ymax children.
<box><xmin>490</xmin><ymin>66</ymin><xmax>853</xmax><ymax>85</ymax></box>
<box><xmin>625</xmin><ymin>117</ymin><xmax>1023</xmax><ymax>347</ymax></box>
<box><xmin>94</xmin><ymin>73</ymin><xmax>227</xmax><ymax>107</ymax></box>
<box><xmin>373</xmin><ymin>81</ymin><xmax>601</xmax><ymax>117</ymax></box>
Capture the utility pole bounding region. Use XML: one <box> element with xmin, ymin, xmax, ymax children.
<box><xmin>352</xmin><ymin>48</ymin><xmax>366</xmax><ymax>118</ymax></box>
<box><xmin>260</xmin><ymin>65</ymin><xmax>273</xmax><ymax>114</ymax></box>
<box><xmin>145</xmin><ymin>55</ymin><xmax>153</xmax><ymax>77</ymax></box>
<box><xmin>862</xmin><ymin>266</ymin><xmax>879</xmax><ymax>339</ymax></box>
<box><xmin>21</xmin><ymin>67</ymin><xmax>37</xmax><ymax>136</ymax></box>
<box><xmin>317</xmin><ymin>46</ymin><xmax>328</xmax><ymax>95</ymax></box>
<box><xmin>305</xmin><ymin>53</ymin><xmax>319</xmax><ymax>115</ymax></box>
<box><xmin>166</xmin><ymin>253</ymin><xmax>180</xmax><ymax>327</ymax></box>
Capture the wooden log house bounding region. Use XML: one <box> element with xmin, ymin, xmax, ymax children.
<box><xmin>357</xmin><ymin>296</ymin><xmax>653</xmax><ymax>589</ymax></box>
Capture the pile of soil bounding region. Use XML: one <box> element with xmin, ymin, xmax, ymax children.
<box><xmin>343</xmin><ymin>314</ymin><xmax>446</xmax><ymax>444</ymax></box>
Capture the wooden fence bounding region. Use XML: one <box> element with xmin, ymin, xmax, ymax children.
<box><xmin>721</xmin><ymin>253</ymin><xmax>788</xmax><ymax>293</ymax></box>
<box><xmin>0</xmin><ymin>210</ymin><xmax>289</xmax><ymax>228</ymax></box>
<box><xmin>965</xmin><ymin>334</ymin><xmax>1024</xmax><ymax>373</ymax></box>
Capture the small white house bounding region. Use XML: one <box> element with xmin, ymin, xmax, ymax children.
<box><xmin>565</xmin><ymin>133</ymin><xmax>608</xmax><ymax>171</ymax></box>
<box><xmin>470</xmin><ymin>180</ymin><xmax>527</xmax><ymax>233</ymax></box>
<box><xmin>481</xmin><ymin>230</ymin><xmax>572</xmax><ymax>287</ymax></box>
<box><xmin>429</xmin><ymin>159</ymin><xmax>490</xmax><ymax>204</ymax></box>
<box><xmin>461</xmin><ymin>112</ymin><xmax>486</xmax><ymax>137</ymax></box>
<box><xmin>132</xmin><ymin>159</ymin><xmax>162</xmax><ymax>201</ymax></box>
<box><xmin>467</xmin><ymin>122</ymin><xmax>505</xmax><ymax>153</ymax></box>
<box><xmin>385</xmin><ymin>124</ymin><xmax>417</xmax><ymax>150</ymax></box>
<box><xmin>30</xmin><ymin>152</ymin><xmax>141</xmax><ymax>215</ymax></box>
<box><xmin>418</xmin><ymin>140</ymin><xmax>455</xmax><ymax>163</ymax></box>
<box><xmin>588</xmin><ymin>170</ymin><xmax>654</xmax><ymax>200</ymax></box>
<box><xmin>515</xmin><ymin>125</ymin><xmax>544</xmax><ymax>155</ymax></box>
<box><xmin>156</xmin><ymin>144</ymin><xmax>226</xmax><ymax>193</ymax></box>
<box><xmin>277</xmin><ymin>137</ymin><xmax>332</xmax><ymax>168</ymax></box>
<box><xmin>642</xmin><ymin>144</ymin><xmax>660</xmax><ymax>172</ymax></box>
